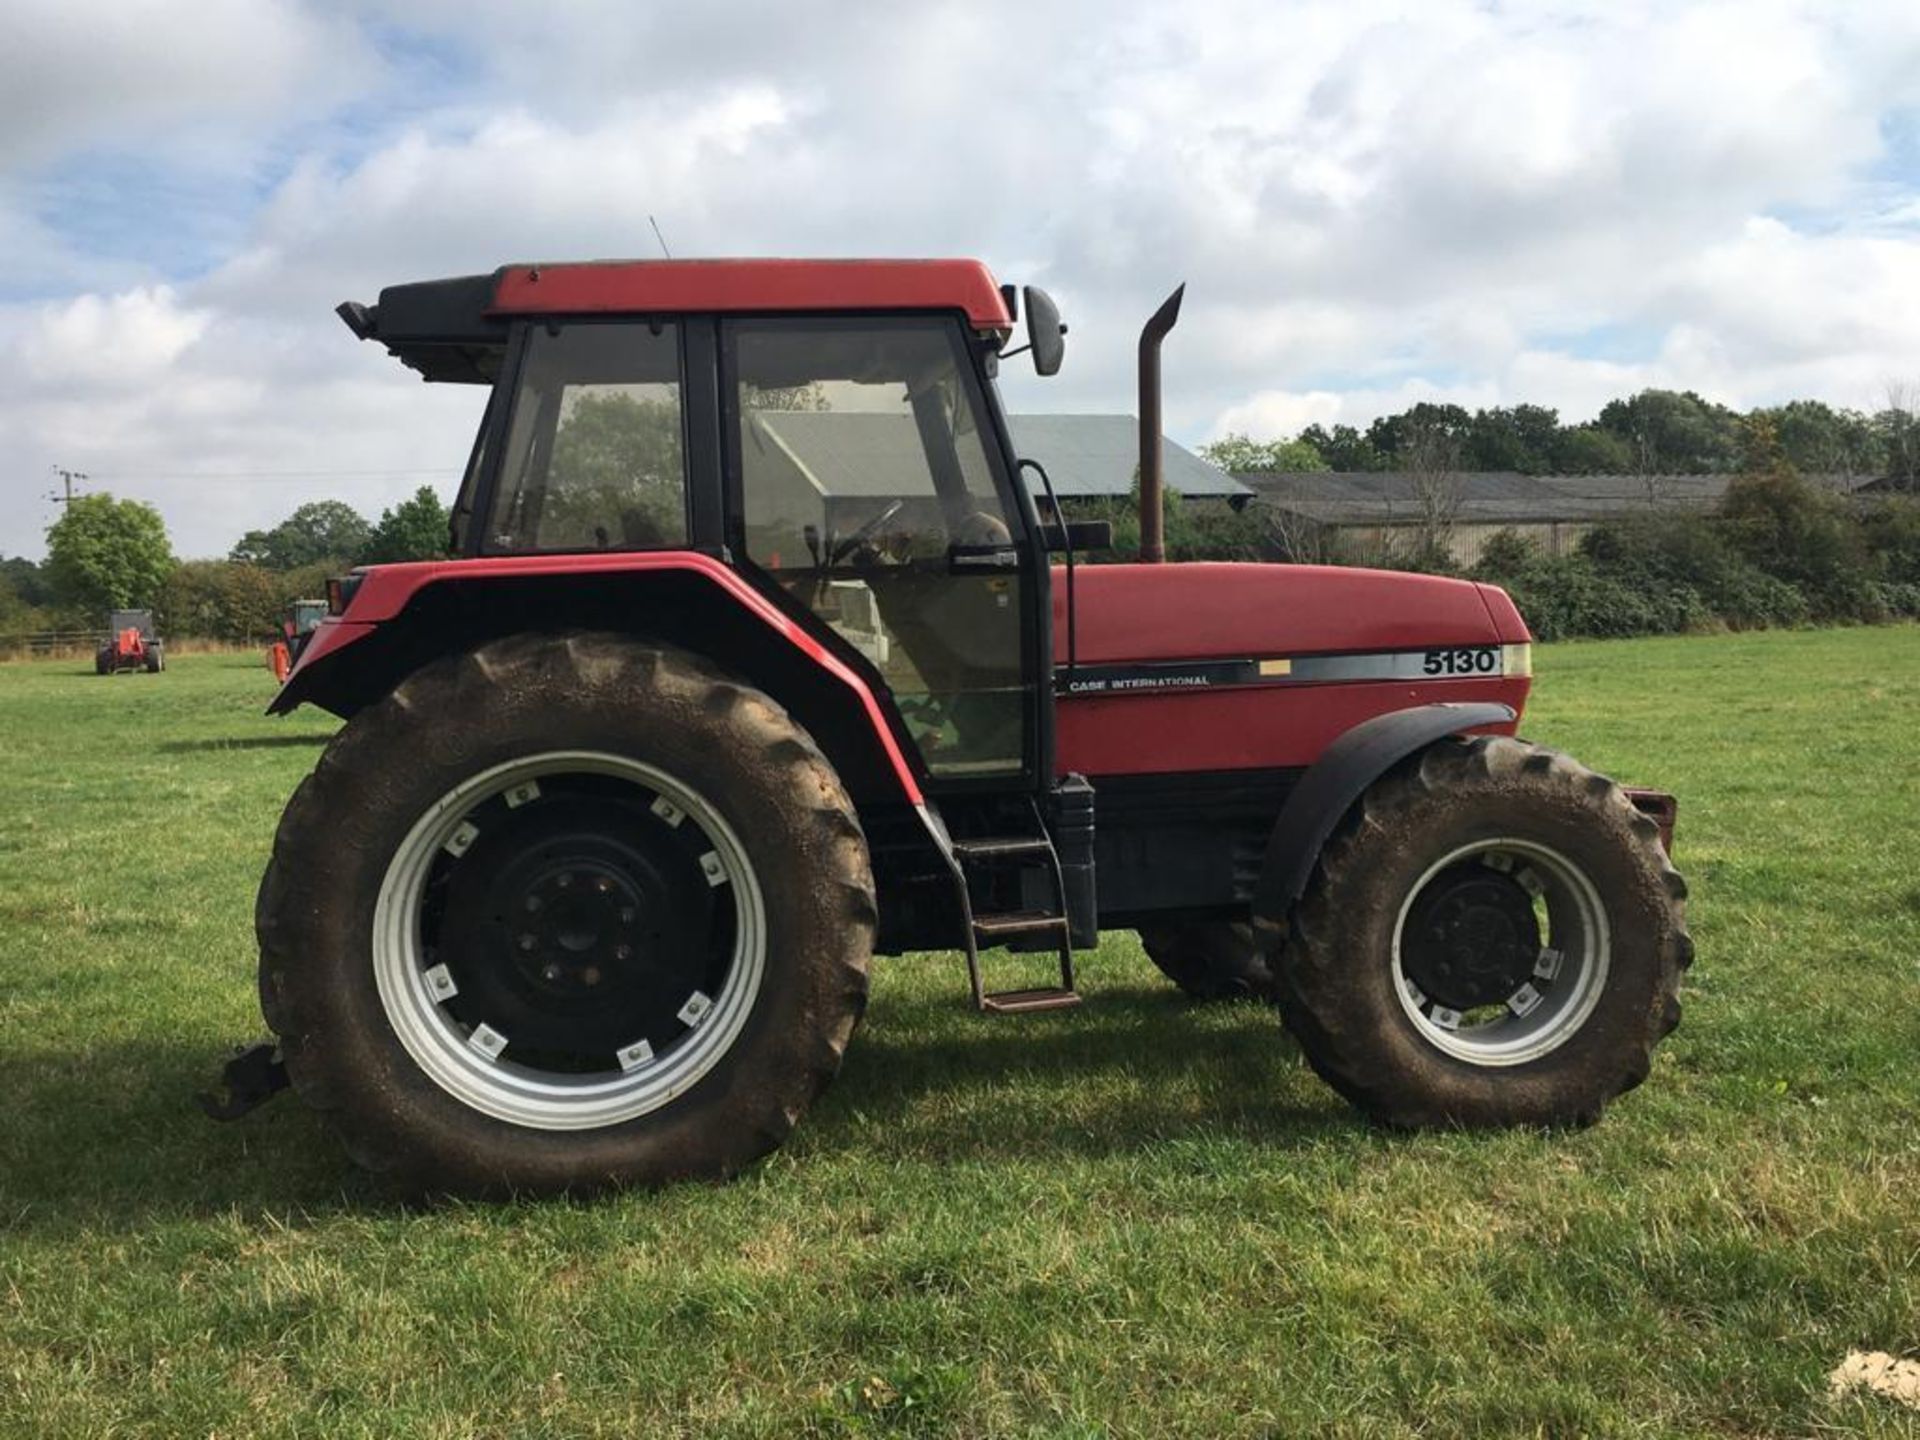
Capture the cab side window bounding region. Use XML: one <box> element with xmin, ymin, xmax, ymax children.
<box><xmin>487</xmin><ymin>323</ymin><xmax>687</xmax><ymax>552</ymax></box>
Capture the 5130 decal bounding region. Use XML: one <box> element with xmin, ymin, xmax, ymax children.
<box><xmin>1422</xmin><ymin>646</ymin><xmax>1501</xmax><ymax>676</ymax></box>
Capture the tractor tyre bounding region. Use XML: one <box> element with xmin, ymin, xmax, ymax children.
<box><xmin>94</xmin><ymin>649</ymin><xmax>109</xmax><ymax>675</ymax></box>
<box><xmin>145</xmin><ymin>645</ymin><xmax>164</xmax><ymax>674</ymax></box>
<box><xmin>1136</xmin><ymin>921</ymin><xmax>1272</xmax><ymax>1000</ymax></box>
<box><xmin>256</xmin><ymin>632</ymin><xmax>875</xmax><ymax>1195</ymax></box>
<box><xmin>1270</xmin><ymin>735</ymin><xmax>1689</xmax><ymax>1129</ymax></box>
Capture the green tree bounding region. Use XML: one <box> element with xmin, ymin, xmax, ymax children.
<box><xmin>1721</xmin><ymin>415</ymin><xmax>1869</xmax><ymax>615</ymax></box>
<box><xmin>360</xmin><ymin>487</ymin><xmax>453</xmax><ymax>564</ymax></box>
<box><xmin>1547</xmin><ymin>424</ymin><xmax>1635</xmax><ymax>475</ymax></box>
<box><xmin>1296</xmin><ymin>423</ymin><xmax>1384</xmax><ymax>471</ymax></box>
<box><xmin>1463</xmin><ymin>404</ymin><xmax>1560</xmax><ymax>473</ymax></box>
<box><xmin>0</xmin><ymin>555</ymin><xmax>54</xmax><ymax>610</ymax></box>
<box><xmin>1876</xmin><ymin>383</ymin><xmax>1918</xmax><ymax>490</ymax></box>
<box><xmin>1367</xmin><ymin>402</ymin><xmax>1473</xmax><ymax>465</ymax></box>
<box><xmin>1200</xmin><ymin>433</ymin><xmax>1325</xmax><ymax>473</ymax></box>
<box><xmin>1763</xmin><ymin>399</ymin><xmax>1884</xmax><ymax>478</ymax></box>
<box><xmin>1596</xmin><ymin>390</ymin><xmax>1744</xmax><ymax>474</ymax></box>
<box><xmin>539</xmin><ymin>392</ymin><xmax>685</xmax><ymax>547</ymax></box>
<box><xmin>231</xmin><ymin>500</ymin><xmax>373</xmax><ymax>570</ymax></box>
<box><xmin>44</xmin><ymin>493</ymin><xmax>176</xmax><ymax>616</ymax></box>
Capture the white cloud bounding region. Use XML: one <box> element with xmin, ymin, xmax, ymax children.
<box><xmin>15</xmin><ymin>287</ymin><xmax>210</xmax><ymax>388</ymax></box>
<box><xmin>0</xmin><ymin>0</ymin><xmax>370</xmax><ymax>167</ymax></box>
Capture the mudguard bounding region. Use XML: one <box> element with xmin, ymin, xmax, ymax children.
<box><xmin>1253</xmin><ymin>701</ymin><xmax>1517</xmax><ymax>921</ymax></box>
<box><xmin>269</xmin><ymin>551</ymin><xmax>926</xmax><ymax>807</ymax></box>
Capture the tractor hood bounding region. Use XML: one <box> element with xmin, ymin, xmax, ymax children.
<box><xmin>1049</xmin><ymin>563</ymin><xmax>1531</xmax><ymax>777</ymax></box>
<box><xmin>1054</xmin><ymin>563</ymin><xmax>1530</xmax><ymax>667</ymax></box>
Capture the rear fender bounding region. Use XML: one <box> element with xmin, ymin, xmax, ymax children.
<box><xmin>1253</xmin><ymin>701</ymin><xmax>1517</xmax><ymax>923</ymax></box>
<box><xmin>273</xmin><ymin>553</ymin><xmax>924</xmax><ymax>807</ymax></box>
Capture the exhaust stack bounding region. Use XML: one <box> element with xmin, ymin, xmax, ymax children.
<box><xmin>1137</xmin><ymin>284</ymin><xmax>1185</xmax><ymax>564</ymax></box>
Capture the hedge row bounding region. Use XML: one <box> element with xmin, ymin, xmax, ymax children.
<box><xmin>1471</xmin><ymin>478</ymin><xmax>1920</xmax><ymax>641</ymax></box>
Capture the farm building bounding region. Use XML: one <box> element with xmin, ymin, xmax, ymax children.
<box><xmin>1006</xmin><ymin>415</ymin><xmax>1250</xmax><ymax>504</ymax></box>
<box><xmin>1238</xmin><ymin>470</ymin><xmax>1882</xmax><ymax>566</ymax></box>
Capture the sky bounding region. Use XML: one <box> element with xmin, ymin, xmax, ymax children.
<box><xmin>1</xmin><ymin>0</ymin><xmax>1917</xmax><ymax>559</ymax></box>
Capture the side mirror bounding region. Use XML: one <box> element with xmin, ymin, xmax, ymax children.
<box><xmin>1023</xmin><ymin>285</ymin><xmax>1067</xmax><ymax>376</ymax></box>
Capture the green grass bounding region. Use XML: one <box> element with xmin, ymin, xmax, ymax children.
<box><xmin>3</xmin><ymin>631</ymin><xmax>1918</xmax><ymax>1438</ymax></box>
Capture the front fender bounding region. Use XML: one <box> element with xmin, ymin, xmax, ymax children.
<box><xmin>1253</xmin><ymin>701</ymin><xmax>1517</xmax><ymax>922</ymax></box>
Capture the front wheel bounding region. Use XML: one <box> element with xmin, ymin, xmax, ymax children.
<box><xmin>257</xmin><ymin>633</ymin><xmax>876</xmax><ymax>1194</ymax></box>
<box><xmin>1269</xmin><ymin>735</ymin><xmax>1690</xmax><ymax>1129</ymax></box>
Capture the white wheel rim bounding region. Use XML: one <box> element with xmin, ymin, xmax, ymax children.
<box><xmin>1390</xmin><ymin>836</ymin><xmax>1611</xmax><ymax>1067</ymax></box>
<box><xmin>372</xmin><ymin>750</ymin><xmax>766</xmax><ymax>1130</ymax></box>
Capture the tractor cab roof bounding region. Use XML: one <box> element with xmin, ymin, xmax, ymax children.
<box><xmin>338</xmin><ymin>258</ymin><xmax>1014</xmax><ymax>384</ymax></box>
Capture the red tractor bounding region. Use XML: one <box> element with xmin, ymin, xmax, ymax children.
<box><xmin>96</xmin><ymin>609</ymin><xmax>165</xmax><ymax>674</ymax></box>
<box><xmin>245</xmin><ymin>260</ymin><xmax>1689</xmax><ymax>1194</ymax></box>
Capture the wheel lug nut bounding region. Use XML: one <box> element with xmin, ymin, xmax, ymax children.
<box><xmin>614</xmin><ymin>944</ymin><xmax>632</xmax><ymax>962</ymax></box>
<box><xmin>620</xmin><ymin>907</ymin><xmax>636</xmax><ymax>924</ymax></box>
<box><xmin>594</xmin><ymin>877</ymin><xmax>613</xmax><ymax>894</ymax></box>
<box><xmin>583</xmin><ymin>966</ymin><xmax>601</xmax><ymax>986</ymax></box>
<box><xmin>518</xmin><ymin>934</ymin><xmax>537</xmax><ymax>952</ymax></box>
<box><xmin>542</xmin><ymin>963</ymin><xmax>562</xmax><ymax>982</ymax></box>
<box><xmin>556</xmin><ymin>873</ymin><xmax>573</xmax><ymax>889</ymax></box>
<box><xmin>525</xmin><ymin>896</ymin><xmax>542</xmax><ymax>913</ymax></box>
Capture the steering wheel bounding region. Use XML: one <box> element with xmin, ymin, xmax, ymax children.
<box><xmin>828</xmin><ymin>498</ymin><xmax>906</xmax><ymax>566</ymax></box>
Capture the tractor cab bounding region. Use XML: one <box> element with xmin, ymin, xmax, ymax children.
<box><xmin>333</xmin><ymin>260</ymin><xmax>1062</xmax><ymax>794</ymax></box>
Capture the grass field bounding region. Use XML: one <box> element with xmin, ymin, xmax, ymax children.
<box><xmin>2</xmin><ymin>629</ymin><xmax>1918</xmax><ymax>1438</ymax></box>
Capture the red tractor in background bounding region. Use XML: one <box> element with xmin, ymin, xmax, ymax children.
<box><xmin>238</xmin><ymin>259</ymin><xmax>1690</xmax><ymax>1195</ymax></box>
<box><xmin>267</xmin><ymin>599</ymin><xmax>329</xmax><ymax>684</ymax></box>
<box><xmin>96</xmin><ymin>609</ymin><xmax>164</xmax><ymax>675</ymax></box>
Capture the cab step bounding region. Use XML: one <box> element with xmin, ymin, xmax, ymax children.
<box><xmin>980</xmin><ymin>987</ymin><xmax>1082</xmax><ymax>1015</ymax></box>
<box><xmin>928</xmin><ymin>803</ymin><xmax>1080</xmax><ymax>1016</ymax></box>
<box><xmin>972</xmin><ymin>911</ymin><xmax>1070</xmax><ymax>941</ymax></box>
<box><xmin>950</xmin><ymin>836</ymin><xmax>1055</xmax><ymax>861</ymax></box>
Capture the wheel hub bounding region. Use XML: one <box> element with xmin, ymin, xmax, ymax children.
<box><xmin>432</xmin><ymin>791</ymin><xmax>721</xmax><ymax>1060</ymax></box>
<box><xmin>506</xmin><ymin>860</ymin><xmax>650</xmax><ymax>998</ymax></box>
<box><xmin>1399</xmin><ymin>861</ymin><xmax>1541</xmax><ymax>1010</ymax></box>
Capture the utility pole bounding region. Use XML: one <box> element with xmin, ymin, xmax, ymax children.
<box><xmin>49</xmin><ymin>467</ymin><xmax>88</xmax><ymax>506</ymax></box>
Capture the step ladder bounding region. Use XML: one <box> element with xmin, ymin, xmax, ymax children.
<box><xmin>939</xmin><ymin>807</ymin><xmax>1079</xmax><ymax>1015</ymax></box>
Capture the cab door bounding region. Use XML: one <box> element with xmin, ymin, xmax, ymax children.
<box><xmin>720</xmin><ymin>316</ymin><xmax>1046</xmax><ymax>789</ymax></box>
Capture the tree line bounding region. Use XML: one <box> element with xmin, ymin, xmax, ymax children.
<box><xmin>1201</xmin><ymin>386</ymin><xmax>1919</xmax><ymax>482</ymax></box>
<box><xmin>0</xmin><ymin>488</ymin><xmax>451</xmax><ymax>640</ymax></box>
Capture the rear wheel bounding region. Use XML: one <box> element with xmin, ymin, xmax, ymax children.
<box><xmin>1136</xmin><ymin>921</ymin><xmax>1271</xmax><ymax>1000</ymax></box>
<box><xmin>1270</xmin><ymin>735</ymin><xmax>1689</xmax><ymax>1128</ymax></box>
<box><xmin>257</xmin><ymin>633</ymin><xmax>875</xmax><ymax>1194</ymax></box>
<box><xmin>144</xmin><ymin>645</ymin><xmax>163</xmax><ymax>673</ymax></box>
